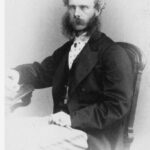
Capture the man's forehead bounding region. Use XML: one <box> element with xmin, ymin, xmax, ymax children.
<box><xmin>68</xmin><ymin>0</ymin><xmax>95</xmax><ymax>6</ymax></box>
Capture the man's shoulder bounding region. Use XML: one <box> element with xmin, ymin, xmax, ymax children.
<box><xmin>89</xmin><ymin>32</ymin><xmax>115</xmax><ymax>52</ymax></box>
<box><xmin>99</xmin><ymin>33</ymin><xmax>115</xmax><ymax>48</ymax></box>
<box><xmin>89</xmin><ymin>32</ymin><xmax>130</xmax><ymax>59</ymax></box>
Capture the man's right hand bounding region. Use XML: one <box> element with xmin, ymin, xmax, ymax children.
<box><xmin>6</xmin><ymin>69</ymin><xmax>21</xmax><ymax>99</ymax></box>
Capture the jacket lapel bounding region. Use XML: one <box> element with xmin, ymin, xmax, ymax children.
<box><xmin>68</xmin><ymin>31</ymin><xmax>104</xmax><ymax>94</ymax></box>
<box><xmin>69</xmin><ymin>42</ymin><xmax>99</xmax><ymax>94</ymax></box>
<box><xmin>69</xmin><ymin>32</ymin><xmax>114</xmax><ymax>94</ymax></box>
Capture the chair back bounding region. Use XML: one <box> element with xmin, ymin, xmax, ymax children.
<box><xmin>117</xmin><ymin>42</ymin><xmax>146</xmax><ymax>147</ymax></box>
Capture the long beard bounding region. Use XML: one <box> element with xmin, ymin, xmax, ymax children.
<box><xmin>61</xmin><ymin>12</ymin><xmax>101</xmax><ymax>39</ymax></box>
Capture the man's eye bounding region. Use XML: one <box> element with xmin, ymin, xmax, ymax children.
<box><xmin>68</xmin><ymin>5</ymin><xmax>75</xmax><ymax>10</ymax></box>
<box><xmin>80</xmin><ymin>6</ymin><xmax>88</xmax><ymax>10</ymax></box>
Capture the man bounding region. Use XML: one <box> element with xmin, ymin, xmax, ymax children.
<box><xmin>7</xmin><ymin>0</ymin><xmax>134</xmax><ymax>149</ymax></box>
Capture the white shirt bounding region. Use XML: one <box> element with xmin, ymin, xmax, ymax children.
<box><xmin>68</xmin><ymin>33</ymin><xmax>90</xmax><ymax>69</ymax></box>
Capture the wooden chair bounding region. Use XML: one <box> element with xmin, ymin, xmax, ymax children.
<box><xmin>117</xmin><ymin>42</ymin><xmax>146</xmax><ymax>149</ymax></box>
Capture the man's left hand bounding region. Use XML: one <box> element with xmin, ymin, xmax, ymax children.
<box><xmin>49</xmin><ymin>111</ymin><xmax>71</xmax><ymax>127</ymax></box>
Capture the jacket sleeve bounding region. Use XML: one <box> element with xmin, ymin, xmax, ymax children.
<box><xmin>70</xmin><ymin>45</ymin><xmax>134</xmax><ymax>131</ymax></box>
<box><xmin>15</xmin><ymin>44</ymin><xmax>68</xmax><ymax>89</ymax></box>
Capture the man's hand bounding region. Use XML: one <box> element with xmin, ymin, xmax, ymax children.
<box><xmin>49</xmin><ymin>111</ymin><xmax>71</xmax><ymax>128</ymax></box>
<box><xmin>6</xmin><ymin>69</ymin><xmax>21</xmax><ymax>99</ymax></box>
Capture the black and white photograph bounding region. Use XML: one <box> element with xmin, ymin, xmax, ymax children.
<box><xmin>4</xmin><ymin>0</ymin><xmax>150</xmax><ymax>150</ymax></box>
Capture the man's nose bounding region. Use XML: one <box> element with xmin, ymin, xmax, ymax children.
<box><xmin>74</xmin><ymin>7</ymin><xmax>81</xmax><ymax>18</ymax></box>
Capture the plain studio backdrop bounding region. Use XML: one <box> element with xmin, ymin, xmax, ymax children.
<box><xmin>6</xmin><ymin>0</ymin><xmax>150</xmax><ymax>149</ymax></box>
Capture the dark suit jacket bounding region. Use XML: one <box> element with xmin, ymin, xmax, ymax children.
<box><xmin>16</xmin><ymin>31</ymin><xmax>134</xmax><ymax>149</ymax></box>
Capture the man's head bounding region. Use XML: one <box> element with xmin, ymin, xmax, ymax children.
<box><xmin>62</xmin><ymin>0</ymin><xmax>104</xmax><ymax>39</ymax></box>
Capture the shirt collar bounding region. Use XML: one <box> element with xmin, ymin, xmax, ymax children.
<box><xmin>74</xmin><ymin>32</ymin><xmax>90</xmax><ymax>43</ymax></box>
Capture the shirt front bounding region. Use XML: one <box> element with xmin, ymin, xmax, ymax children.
<box><xmin>68</xmin><ymin>33</ymin><xmax>90</xmax><ymax>69</ymax></box>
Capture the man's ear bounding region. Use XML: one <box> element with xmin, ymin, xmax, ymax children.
<box><xmin>95</xmin><ymin>9</ymin><xmax>101</xmax><ymax>16</ymax></box>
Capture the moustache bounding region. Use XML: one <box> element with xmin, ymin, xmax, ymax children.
<box><xmin>72</xmin><ymin>18</ymin><xmax>85</xmax><ymax>25</ymax></box>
